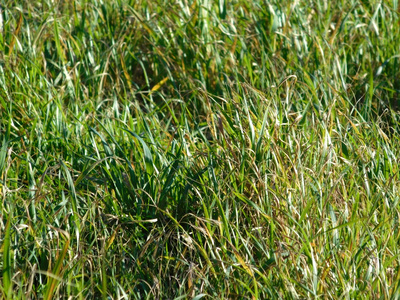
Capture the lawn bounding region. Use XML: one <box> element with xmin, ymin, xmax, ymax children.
<box><xmin>1</xmin><ymin>0</ymin><xmax>400</xmax><ymax>298</ymax></box>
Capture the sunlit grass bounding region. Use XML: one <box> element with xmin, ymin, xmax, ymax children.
<box><xmin>1</xmin><ymin>0</ymin><xmax>400</xmax><ymax>298</ymax></box>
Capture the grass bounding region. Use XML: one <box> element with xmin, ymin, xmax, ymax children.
<box><xmin>1</xmin><ymin>0</ymin><xmax>400</xmax><ymax>298</ymax></box>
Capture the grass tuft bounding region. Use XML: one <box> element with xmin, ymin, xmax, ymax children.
<box><xmin>1</xmin><ymin>0</ymin><xmax>400</xmax><ymax>298</ymax></box>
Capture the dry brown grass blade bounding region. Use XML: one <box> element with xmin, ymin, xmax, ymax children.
<box><xmin>8</xmin><ymin>11</ymin><xmax>23</xmax><ymax>56</ymax></box>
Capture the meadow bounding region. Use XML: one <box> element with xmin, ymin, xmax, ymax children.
<box><xmin>1</xmin><ymin>0</ymin><xmax>400</xmax><ymax>298</ymax></box>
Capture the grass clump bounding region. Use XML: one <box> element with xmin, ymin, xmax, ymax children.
<box><xmin>1</xmin><ymin>0</ymin><xmax>400</xmax><ymax>298</ymax></box>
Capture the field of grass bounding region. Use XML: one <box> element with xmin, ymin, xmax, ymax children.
<box><xmin>1</xmin><ymin>0</ymin><xmax>400</xmax><ymax>298</ymax></box>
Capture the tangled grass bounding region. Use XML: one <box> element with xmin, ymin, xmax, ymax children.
<box><xmin>1</xmin><ymin>0</ymin><xmax>400</xmax><ymax>298</ymax></box>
